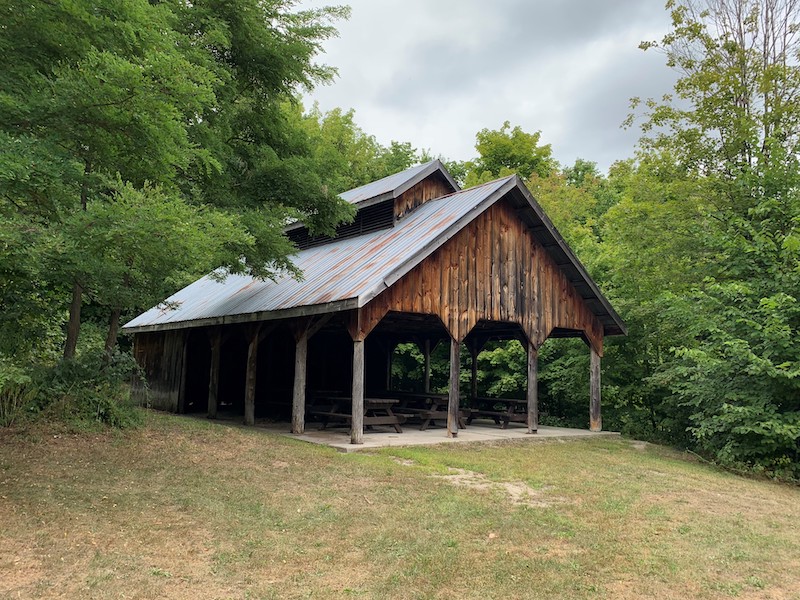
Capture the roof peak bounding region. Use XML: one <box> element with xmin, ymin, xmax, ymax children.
<box><xmin>338</xmin><ymin>159</ymin><xmax>459</xmax><ymax>207</ymax></box>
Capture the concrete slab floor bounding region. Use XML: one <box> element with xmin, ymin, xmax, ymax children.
<box><xmin>255</xmin><ymin>420</ymin><xmax>620</xmax><ymax>453</ymax></box>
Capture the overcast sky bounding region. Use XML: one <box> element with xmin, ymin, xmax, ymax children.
<box><xmin>298</xmin><ymin>0</ymin><xmax>679</xmax><ymax>174</ymax></box>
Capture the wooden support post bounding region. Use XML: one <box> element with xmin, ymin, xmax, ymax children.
<box><xmin>207</xmin><ymin>329</ymin><xmax>221</xmax><ymax>419</ymax></box>
<box><xmin>527</xmin><ymin>343</ymin><xmax>538</xmax><ymax>434</ymax></box>
<box><xmin>244</xmin><ymin>325</ymin><xmax>260</xmax><ymax>426</ymax></box>
<box><xmin>590</xmin><ymin>345</ymin><xmax>602</xmax><ymax>432</ymax></box>
<box><xmin>470</xmin><ymin>340</ymin><xmax>478</xmax><ymax>404</ymax></box>
<box><xmin>423</xmin><ymin>338</ymin><xmax>431</xmax><ymax>394</ymax></box>
<box><xmin>291</xmin><ymin>330</ymin><xmax>308</xmax><ymax>434</ymax></box>
<box><xmin>447</xmin><ymin>337</ymin><xmax>460</xmax><ymax>438</ymax></box>
<box><xmin>351</xmin><ymin>339</ymin><xmax>365</xmax><ymax>444</ymax></box>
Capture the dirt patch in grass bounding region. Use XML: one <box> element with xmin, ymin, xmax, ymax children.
<box><xmin>432</xmin><ymin>467</ymin><xmax>559</xmax><ymax>507</ymax></box>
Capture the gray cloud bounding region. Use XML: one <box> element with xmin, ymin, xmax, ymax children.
<box><xmin>301</xmin><ymin>0</ymin><xmax>679</xmax><ymax>172</ymax></box>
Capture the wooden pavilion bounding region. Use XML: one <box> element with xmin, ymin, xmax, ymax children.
<box><xmin>123</xmin><ymin>161</ymin><xmax>626</xmax><ymax>444</ymax></box>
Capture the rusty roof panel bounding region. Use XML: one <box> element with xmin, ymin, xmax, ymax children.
<box><xmin>123</xmin><ymin>178</ymin><xmax>511</xmax><ymax>332</ymax></box>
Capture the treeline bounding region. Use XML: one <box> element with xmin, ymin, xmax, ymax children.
<box><xmin>0</xmin><ymin>0</ymin><xmax>798</xmax><ymax>479</ymax></box>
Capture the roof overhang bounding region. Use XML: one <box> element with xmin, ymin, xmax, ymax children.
<box><xmin>504</xmin><ymin>177</ymin><xmax>627</xmax><ymax>337</ymax></box>
<box><xmin>122</xmin><ymin>298</ymin><xmax>358</xmax><ymax>335</ymax></box>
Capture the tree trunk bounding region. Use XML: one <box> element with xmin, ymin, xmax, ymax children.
<box><xmin>102</xmin><ymin>307</ymin><xmax>121</xmax><ymax>365</ymax></box>
<box><xmin>63</xmin><ymin>163</ymin><xmax>91</xmax><ymax>360</ymax></box>
<box><xmin>63</xmin><ymin>282</ymin><xmax>82</xmax><ymax>359</ymax></box>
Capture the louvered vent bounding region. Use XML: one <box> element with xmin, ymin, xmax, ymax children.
<box><xmin>288</xmin><ymin>200</ymin><xmax>395</xmax><ymax>250</ymax></box>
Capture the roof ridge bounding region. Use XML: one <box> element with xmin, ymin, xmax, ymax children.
<box><xmin>418</xmin><ymin>173</ymin><xmax>516</xmax><ymax>204</ymax></box>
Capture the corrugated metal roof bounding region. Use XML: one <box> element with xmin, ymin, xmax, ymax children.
<box><xmin>340</xmin><ymin>161</ymin><xmax>431</xmax><ymax>204</ymax></box>
<box><xmin>284</xmin><ymin>159</ymin><xmax>459</xmax><ymax>233</ymax></box>
<box><xmin>338</xmin><ymin>159</ymin><xmax>459</xmax><ymax>205</ymax></box>
<box><xmin>123</xmin><ymin>177</ymin><xmax>513</xmax><ymax>333</ymax></box>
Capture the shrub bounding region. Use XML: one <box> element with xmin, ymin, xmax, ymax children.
<box><xmin>0</xmin><ymin>361</ymin><xmax>36</xmax><ymax>427</ymax></box>
<box><xmin>31</xmin><ymin>352</ymin><xmax>144</xmax><ymax>429</ymax></box>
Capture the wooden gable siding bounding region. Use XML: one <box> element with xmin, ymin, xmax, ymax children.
<box><xmin>133</xmin><ymin>330</ymin><xmax>187</xmax><ymax>411</ymax></box>
<box><xmin>358</xmin><ymin>198</ymin><xmax>604</xmax><ymax>354</ymax></box>
<box><xmin>394</xmin><ymin>173</ymin><xmax>455</xmax><ymax>219</ymax></box>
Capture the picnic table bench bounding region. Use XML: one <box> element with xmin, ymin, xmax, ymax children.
<box><xmin>382</xmin><ymin>392</ymin><xmax>468</xmax><ymax>430</ymax></box>
<box><xmin>467</xmin><ymin>396</ymin><xmax>528</xmax><ymax>429</ymax></box>
<box><xmin>310</xmin><ymin>397</ymin><xmax>406</xmax><ymax>433</ymax></box>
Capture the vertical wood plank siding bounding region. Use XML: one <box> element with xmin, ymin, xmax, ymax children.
<box><xmin>132</xmin><ymin>330</ymin><xmax>187</xmax><ymax>411</ymax></box>
<box><xmin>360</xmin><ymin>198</ymin><xmax>604</xmax><ymax>353</ymax></box>
<box><xmin>394</xmin><ymin>175</ymin><xmax>455</xmax><ymax>219</ymax></box>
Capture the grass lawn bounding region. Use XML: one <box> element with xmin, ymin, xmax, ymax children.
<box><xmin>1</xmin><ymin>411</ymin><xmax>798</xmax><ymax>599</ymax></box>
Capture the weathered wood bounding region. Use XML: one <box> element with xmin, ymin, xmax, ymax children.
<box><xmin>207</xmin><ymin>329</ymin><xmax>221</xmax><ymax>419</ymax></box>
<box><xmin>358</xmin><ymin>198</ymin><xmax>604</xmax><ymax>350</ymax></box>
<box><xmin>527</xmin><ymin>344</ymin><xmax>538</xmax><ymax>434</ymax></box>
<box><xmin>351</xmin><ymin>339</ymin><xmax>365</xmax><ymax>444</ymax></box>
<box><xmin>590</xmin><ymin>345</ymin><xmax>602</xmax><ymax>432</ymax></box>
<box><xmin>244</xmin><ymin>324</ymin><xmax>261</xmax><ymax>426</ymax></box>
<box><xmin>132</xmin><ymin>330</ymin><xmax>187</xmax><ymax>411</ymax></box>
<box><xmin>447</xmin><ymin>338</ymin><xmax>460</xmax><ymax>438</ymax></box>
<box><xmin>291</xmin><ymin>330</ymin><xmax>308</xmax><ymax>434</ymax></box>
<box><xmin>394</xmin><ymin>174</ymin><xmax>455</xmax><ymax>219</ymax></box>
<box><xmin>306</xmin><ymin>313</ymin><xmax>333</xmax><ymax>339</ymax></box>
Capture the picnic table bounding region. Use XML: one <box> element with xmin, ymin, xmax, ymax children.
<box><xmin>467</xmin><ymin>396</ymin><xmax>528</xmax><ymax>429</ymax></box>
<box><xmin>386</xmin><ymin>392</ymin><xmax>468</xmax><ymax>431</ymax></box>
<box><xmin>310</xmin><ymin>397</ymin><xmax>405</xmax><ymax>433</ymax></box>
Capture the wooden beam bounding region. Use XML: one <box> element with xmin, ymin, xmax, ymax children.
<box><xmin>447</xmin><ymin>337</ymin><xmax>460</xmax><ymax>438</ymax></box>
<box><xmin>207</xmin><ymin>329</ymin><xmax>221</xmax><ymax>419</ymax></box>
<box><xmin>291</xmin><ymin>330</ymin><xmax>308</xmax><ymax>434</ymax></box>
<box><xmin>306</xmin><ymin>313</ymin><xmax>334</xmax><ymax>339</ymax></box>
<box><xmin>244</xmin><ymin>324</ymin><xmax>261</xmax><ymax>426</ymax></box>
<box><xmin>351</xmin><ymin>339</ymin><xmax>365</xmax><ymax>444</ymax></box>
<box><xmin>590</xmin><ymin>345</ymin><xmax>602</xmax><ymax>432</ymax></box>
<box><xmin>527</xmin><ymin>343</ymin><xmax>538</xmax><ymax>434</ymax></box>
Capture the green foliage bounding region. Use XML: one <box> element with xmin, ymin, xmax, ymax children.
<box><xmin>651</xmin><ymin>284</ymin><xmax>800</xmax><ymax>477</ymax></box>
<box><xmin>537</xmin><ymin>340</ymin><xmax>590</xmax><ymax>428</ymax></box>
<box><xmin>0</xmin><ymin>0</ymin><xmax>358</xmax><ymax>427</ymax></box>
<box><xmin>391</xmin><ymin>343</ymin><xmax>424</xmax><ymax>392</ymax></box>
<box><xmin>57</xmin><ymin>181</ymin><xmax>256</xmax><ymax>313</ymax></box>
<box><xmin>476</xmin><ymin>341</ymin><xmax>527</xmax><ymax>398</ymax></box>
<box><xmin>459</xmin><ymin>121</ymin><xmax>558</xmax><ymax>187</ymax></box>
<box><xmin>297</xmin><ymin>104</ymin><xmax>429</xmax><ymax>196</ymax></box>
<box><xmin>31</xmin><ymin>352</ymin><xmax>144</xmax><ymax>429</ymax></box>
<box><xmin>0</xmin><ymin>361</ymin><xmax>36</xmax><ymax>427</ymax></box>
<box><xmin>610</xmin><ymin>0</ymin><xmax>800</xmax><ymax>476</ymax></box>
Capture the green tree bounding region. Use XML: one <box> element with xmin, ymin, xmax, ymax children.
<box><xmin>57</xmin><ymin>182</ymin><xmax>253</xmax><ymax>359</ymax></box>
<box><xmin>0</xmin><ymin>0</ymin><xmax>352</xmax><ymax>363</ymax></box>
<box><xmin>629</xmin><ymin>0</ymin><xmax>800</xmax><ymax>475</ymax></box>
<box><xmin>462</xmin><ymin>122</ymin><xmax>558</xmax><ymax>187</ymax></box>
<box><xmin>297</xmin><ymin>104</ymin><xmax>427</xmax><ymax>193</ymax></box>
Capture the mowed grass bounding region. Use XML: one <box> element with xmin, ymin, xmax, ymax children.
<box><xmin>1</xmin><ymin>412</ymin><xmax>798</xmax><ymax>599</ymax></box>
